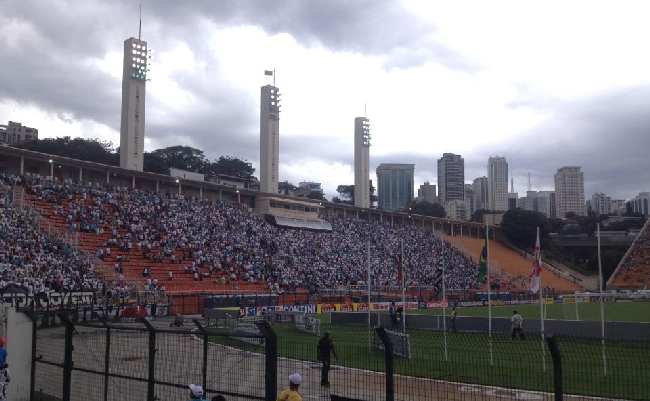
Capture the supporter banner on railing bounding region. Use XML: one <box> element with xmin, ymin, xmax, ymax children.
<box><xmin>317</xmin><ymin>301</ymin><xmax>448</xmax><ymax>313</ymax></box>
<box><xmin>1</xmin><ymin>291</ymin><xmax>96</xmax><ymax>309</ymax></box>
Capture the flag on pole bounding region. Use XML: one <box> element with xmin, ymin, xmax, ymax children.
<box><xmin>529</xmin><ymin>230</ymin><xmax>542</xmax><ymax>294</ymax></box>
<box><xmin>264</xmin><ymin>70</ymin><xmax>274</xmax><ymax>76</ymax></box>
<box><xmin>432</xmin><ymin>264</ymin><xmax>443</xmax><ymax>291</ymax></box>
<box><xmin>477</xmin><ymin>237</ymin><xmax>488</xmax><ymax>282</ymax></box>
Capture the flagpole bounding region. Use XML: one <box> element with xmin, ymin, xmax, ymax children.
<box><xmin>442</xmin><ymin>265</ymin><xmax>448</xmax><ymax>361</ymax></box>
<box><xmin>597</xmin><ymin>223</ymin><xmax>607</xmax><ymax>376</ymax></box>
<box><xmin>367</xmin><ymin>238</ymin><xmax>371</xmax><ymax>354</ymax></box>
<box><xmin>401</xmin><ymin>241</ymin><xmax>406</xmax><ymax>334</ymax></box>
<box><xmin>537</xmin><ymin>227</ymin><xmax>547</xmax><ymax>373</ymax></box>
<box><xmin>486</xmin><ymin>223</ymin><xmax>493</xmax><ymax>366</ymax></box>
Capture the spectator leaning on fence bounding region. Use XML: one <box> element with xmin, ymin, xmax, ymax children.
<box><xmin>277</xmin><ymin>373</ymin><xmax>302</xmax><ymax>401</ymax></box>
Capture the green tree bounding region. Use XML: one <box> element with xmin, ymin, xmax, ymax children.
<box><xmin>335</xmin><ymin>183</ymin><xmax>377</xmax><ymax>205</ymax></box>
<box><xmin>547</xmin><ymin>217</ymin><xmax>564</xmax><ymax>233</ymax></box>
<box><xmin>409</xmin><ymin>201</ymin><xmax>446</xmax><ymax>218</ymax></box>
<box><xmin>207</xmin><ymin>156</ymin><xmax>255</xmax><ymax>179</ymax></box>
<box><xmin>278</xmin><ymin>181</ymin><xmax>297</xmax><ymax>195</ymax></box>
<box><xmin>16</xmin><ymin>137</ymin><xmax>119</xmax><ymax>166</ymax></box>
<box><xmin>577</xmin><ymin>212</ymin><xmax>599</xmax><ymax>236</ymax></box>
<box><xmin>501</xmin><ymin>208</ymin><xmax>550</xmax><ymax>248</ymax></box>
<box><xmin>306</xmin><ymin>191</ymin><xmax>327</xmax><ymax>201</ymax></box>
<box><xmin>143</xmin><ymin>152</ymin><xmax>170</xmax><ymax>175</ymax></box>
<box><xmin>471</xmin><ymin>209</ymin><xmax>491</xmax><ymax>223</ymax></box>
<box><xmin>150</xmin><ymin>146</ymin><xmax>207</xmax><ymax>172</ymax></box>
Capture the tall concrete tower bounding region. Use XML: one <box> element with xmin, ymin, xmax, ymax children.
<box><xmin>259</xmin><ymin>72</ymin><xmax>281</xmax><ymax>194</ymax></box>
<box><xmin>119</xmin><ymin>34</ymin><xmax>149</xmax><ymax>171</ymax></box>
<box><xmin>354</xmin><ymin>117</ymin><xmax>371</xmax><ymax>208</ymax></box>
<box><xmin>487</xmin><ymin>156</ymin><xmax>509</xmax><ymax>211</ymax></box>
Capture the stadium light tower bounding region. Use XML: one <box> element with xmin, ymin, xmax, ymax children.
<box><xmin>119</xmin><ymin>8</ymin><xmax>151</xmax><ymax>172</ymax></box>
<box><xmin>260</xmin><ymin>70</ymin><xmax>280</xmax><ymax>194</ymax></box>
<box><xmin>354</xmin><ymin>115</ymin><xmax>371</xmax><ymax>208</ymax></box>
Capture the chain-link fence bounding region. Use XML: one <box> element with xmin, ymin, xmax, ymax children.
<box><xmin>29</xmin><ymin>312</ymin><xmax>649</xmax><ymax>401</ymax></box>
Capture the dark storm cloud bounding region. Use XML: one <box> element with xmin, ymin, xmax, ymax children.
<box><xmin>487</xmin><ymin>85</ymin><xmax>650</xmax><ymax>200</ymax></box>
<box><xmin>0</xmin><ymin>0</ymin><xmax>471</xmax><ymax>165</ymax></box>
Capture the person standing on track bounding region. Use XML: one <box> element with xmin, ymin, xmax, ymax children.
<box><xmin>276</xmin><ymin>373</ymin><xmax>302</xmax><ymax>401</ymax></box>
<box><xmin>511</xmin><ymin>310</ymin><xmax>525</xmax><ymax>340</ymax></box>
<box><xmin>450</xmin><ymin>307</ymin><xmax>458</xmax><ymax>332</ymax></box>
<box><xmin>317</xmin><ymin>331</ymin><xmax>338</xmax><ymax>387</ymax></box>
<box><xmin>389</xmin><ymin>301</ymin><xmax>398</xmax><ymax>328</ymax></box>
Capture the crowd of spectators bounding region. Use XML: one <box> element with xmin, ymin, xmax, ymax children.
<box><xmin>3</xmin><ymin>173</ymin><xmax>492</xmax><ymax>296</ymax></box>
<box><xmin>14</xmin><ymin>175</ymin><xmax>487</xmax><ymax>294</ymax></box>
<box><xmin>0</xmin><ymin>176</ymin><xmax>113</xmax><ymax>299</ymax></box>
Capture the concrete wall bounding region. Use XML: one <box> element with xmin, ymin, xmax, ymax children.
<box><xmin>5</xmin><ymin>307</ymin><xmax>32</xmax><ymax>401</ymax></box>
<box><xmin>330</xmin><ymin>312</ymin><xmax>650</xmax><ymax>340</ymax></box>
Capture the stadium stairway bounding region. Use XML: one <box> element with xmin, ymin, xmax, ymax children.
<box><xmin>442</xmin><ymin>235</ymin><xmax>582</xmax><ymax>293</ymax></box>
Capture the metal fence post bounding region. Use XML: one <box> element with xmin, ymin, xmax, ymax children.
<box><xmin>256</xmin><ymin>320</ymin><xmax>277</xmax><ymax>401</ymax></box>
<box><xmin>141</xmin><ymin>318</ymin><xmax>156</xmax><ymax>401</ymax></box>
<box><xmin>193</xmin><ymin>319</ymin><xmax>208</xmax><ymax>393</ymax></box>
<box><xmin>545</xmin><ymin>334</ymin><xmax>563</xmax><ymax>401</ymax></box>
<box><xmin>58</xmin><ymin>313</ymin><xmax>75</xmax><ymax>401</ymax></box>
<box><xmin>97</xmin><ymin>315</ymin><xmax>112</xmax><ymax>401</ymax></box>
<box><xmin>375</xmin><ymin>326</ymin><xmax>395</xmax><ymax>401</ymax></box>
<box><xmin>29</xmin><ymin>310</ymin><xmax>37</xmax><ymax>401</ymax></box>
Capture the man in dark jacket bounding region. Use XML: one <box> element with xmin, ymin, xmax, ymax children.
<box><xmin>317</xmin><ymin>331</ymin><xmax>338</xmax><ymax>386</ymax></box>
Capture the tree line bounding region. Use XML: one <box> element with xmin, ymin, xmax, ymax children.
<box><xmin>15</xmin><ymin>137</ymin><xmax>255</xmax><ymax>179</ymax></box>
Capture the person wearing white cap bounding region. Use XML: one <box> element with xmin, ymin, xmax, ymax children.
<box><xmin>189</xmin><ymin>383</ymin><xmax>206</xmax><ymax>400</ymax></box>
<box><xmin>276</xmin><ymin>373</ymin><xmax>302</xmax><ymax>401</ymax></box>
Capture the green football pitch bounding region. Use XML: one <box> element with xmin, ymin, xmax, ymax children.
<box><xmin>390</xmin><ymin>300</ymin><xmax>650</xmax><ymax>322</ymax></box>
<box><xmin>212</xmin><ymin>305</ymin><xmax>650</xmax><ymax>400</ymax></box>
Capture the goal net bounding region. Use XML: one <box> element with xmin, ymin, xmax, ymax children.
<box><xmin>561</xmin><ymin>294</ymin><xmax>589</xmax><ymax>321</ymax></box>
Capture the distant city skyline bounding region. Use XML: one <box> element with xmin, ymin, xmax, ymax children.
<box><xmin>1</xmin><ymin>1</ymin><xmax>649</xmax><ymax>202</ymax></box>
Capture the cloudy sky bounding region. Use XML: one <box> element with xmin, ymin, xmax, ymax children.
<box><xmin>1</xmin><ymin>0</ymin><xmax>649</xmax><ymax>201</ymax></box>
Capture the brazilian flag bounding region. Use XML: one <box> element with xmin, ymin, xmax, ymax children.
<box><xmin>478</xmin><ymin>238</ymin><xmax>488</xmax><ymax>282</ymax></box>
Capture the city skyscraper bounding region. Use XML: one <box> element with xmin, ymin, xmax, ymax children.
<box><xmin>473</xmin><ymin>176</ymin><xmax>488</xmax><ymax>211</ymax></box>
<box><xmin>437</xmin><ymin>153</ymin><xmax>465</xmax><ymax>204</ymax></box>
<box><xmin>417</xmin><ymin>182</ymin><xmax>437</xmax><ymax>204</ymax></box>
<box><xmin>465</xmin><ymin>184</ymin><xmax>476</xmax><ymax>218</ymax></box>
<box><xmin>354</xmin><ymin>117</ymin><xmax>371</xmax><ymax>208</ymax></box>
<box><xmin>376</xmin><ymin>163</ymin><xmax>414</xmax><ymax>211</ymax></box>
<box><xmin>259</xmin><ymin>72</ymin><xmax>280</xmax><ymax>194</ymax></box>
<box><xmin>487</xmin><ymin>156</ymin><xmax>509</xmax><ymax>211</ymax></box>
<box><xmin>591</xmin><ymin>192</ymin><xmax>612</xmax><ymax>216</ymax></box>
<box><xmin>119</xmin><ymin>35</ymin><xmax>150</xmax><ymax>171</ymax></box>
<box><xmin>554</xmin><ymin>166</ymin><xmax>586</xmax><ymax>218</ymax></box>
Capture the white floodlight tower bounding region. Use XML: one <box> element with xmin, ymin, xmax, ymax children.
<box><xmin>260</xmin><ymin>70</ymin><xmax>280</xmax><ymax>194</ymax></box>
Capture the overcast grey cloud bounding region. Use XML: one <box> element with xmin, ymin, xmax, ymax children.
<box><xmin>1</xmin><ymin>0</ymin><xmax>648</xmax><ymax>202</ymax></box>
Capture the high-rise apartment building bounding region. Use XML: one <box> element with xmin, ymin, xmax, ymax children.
<box><xmin>437</xmin><ymin>153</ymin><xmax>465</xmax><ymax>204</ymax></box>
<box><xmin>376</xmin><ymin>163</ymin><xmax>415</xmax><ymax>211</ymax></box>
<box><xmin>260</xmin><ymin>76</ymin><xmax>281</xmax><ymax>194</ymax></box>
<box><xmin>591</xmin><ymin>192</ymin><xmax>611</xmax><ymax>216</ymax></box>
<box><xmin>417</xmin><ymin>182</ymin><xmax>437</xmax><ymax>204</ymax></box>
<box><xmin>354</xmin><ymin>117</ymin><xmax>371</xmax><ymax>208</ymax></box>
<box><xmin>554</xmin><ymin>166</ymin><xmax>586</xmax><ymax>218</ymax></box>
<box><xmin>0</xmin><ymin>121</ymin><xmax>38</xmax><ymax>145</ymax></box>
<box><xmin>630</xmin><ymin>192</ymin><xmax>649</xmax><ymax>216</ymax></box>
<box><xmin>536</xmin><ymin>191</ymin><xmax>555</xmax><ymax>218</ymax></box>
<box><xmin>473</xmin><ymin>177</ymin><xmax>489</xmax><ymax>211</ymax></box>
<box><xmin>120</xmin><ymin>36</ymin><xmax>150</xmax><ymax>171</ymax></box>
<box><xmin>487</xmin><ymin>156</ymin><xmax>509</xmax><ymax>211</ymax></box>
<box><xmin>465</xmin><ymin>184</ymin><xmax>476</xmax><ymax>218</ymax></box>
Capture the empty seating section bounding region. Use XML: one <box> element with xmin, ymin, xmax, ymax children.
<box><xmin>443</xmin><ymin>236</ymin><xmax>581</xmax><ymax>293</ymax></box>
<box><xmin>611</xmin><ymin>220</ymin><xmax>650</xmax><ymax>289</ymax></box>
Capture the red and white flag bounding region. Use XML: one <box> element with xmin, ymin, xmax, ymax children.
<box><xmin>529</xmin><ymin>230</ymin><xmax>542</xmax><ymax>294</ymax></box>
